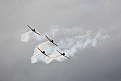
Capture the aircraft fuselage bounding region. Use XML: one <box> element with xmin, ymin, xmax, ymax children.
<box><xmin>32</xmin><ymin>29</ymin><xmax>35</xmax><ymax>32</ymax></box>
<box><xmin>42</xmin><ymin>51</ymin><xmax>45</xmax><ymax>54</ymax></box>
<box><xmin>50</xmin><ymin>40</ymin><xmax>53</xmax><ymax>42</ymax></box>
<box><xmin>62</xmin><ymin>53</ymin><xmax>65</xmax><ymax>56</ymax></box>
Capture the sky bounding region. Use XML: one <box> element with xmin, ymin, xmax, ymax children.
<box><xmin>0</xmin><ymin>0</ymin><xmax>121</xmax><ymax>81</ymax></box>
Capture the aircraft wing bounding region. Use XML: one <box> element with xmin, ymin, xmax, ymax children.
<box><xmin>45</xmin><ymin>35</ymin><xmax>51</xmax><ymax>41</ymax></box>
<box><xmin>37</xmin><ymin>47</ymin><xmax>43</xmax><ymax>53</ymax></box>
<box><xmin>52</xmin><ymin>42</ymin><xmax>58</xmax><ymax>47</ymax></box>
<box><xmin>57</xmin><ymin>50</ymin><xmax>62</xmax><ymax>55</ymax></box>
<box><xmin>35</xmin><ymin>31</ymin><xmax>41</xmax><ymax>36</ymax></box>
<box><xmin>64</xmin><ymin>56</ymin><xmax>70</xmax><ymax>59</ymax></box>
<box><xmin>44</xmin><ymin>54</ymin><xmax>50</xmax><ymax>58</ymax></box>
<box><xmin>27</xmin><ymin>25</ymin><xmax>33</xmax><ymax>31</ymax></box>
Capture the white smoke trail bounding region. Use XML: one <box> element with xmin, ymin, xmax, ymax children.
<box><xmin>30</xmin><ymin>26</ymin><xmax>109</xmax><ymax>64</ymax></box>
<box><xmin>20</xmin><ymin>31</ymin><xmax>32</xmax><ymax>42</ymax></box>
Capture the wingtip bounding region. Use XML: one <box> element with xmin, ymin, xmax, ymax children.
<box><xmin>67</xmin><ymin>57</ymin><xmax>70</xmax><ymax>59</ymax></box>
<box><xmin>37</xmin><ymin>47</ymin><xmax>39</xmax><ymax>49</ymax></box>
<box><xmin>56</xmin><ymin>44</ymin><xmax>59</xmax><ymax>47</ymax></box>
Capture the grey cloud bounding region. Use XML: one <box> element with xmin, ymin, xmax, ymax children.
<box><xmin>0</xmin><ymin>0</ymin><xmax>121</xmax><ymax>81</ymax></box>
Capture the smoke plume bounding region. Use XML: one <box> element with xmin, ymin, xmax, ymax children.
<box><xmin>21</xmin><ymin>26</ymin><xmax>109</xmax><ymax>64</ymax></box>
<box><xmin>21</xmin><ymin>31</ymin><xmax>32</xmax><ymax>42</ymax></box>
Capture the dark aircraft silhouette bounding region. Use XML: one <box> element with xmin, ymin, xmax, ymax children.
<box><xmin>27</xmin><ymin>25</ymin><xmax>41</xmax><ymax>36</ymax></box>
<box><xmin>37</xmin><ymin>47</ymin><xmax>50</xmax><ymax>58</ymax></box>
<box><xmin>45</xmin><ymin>35</ymin><xmax>58</xmax><ymax>47</ymax></box>
<box><xmin>57</xmin><ymin>50</ymin><xmax>70</xmax><ymax>59</ymax></box>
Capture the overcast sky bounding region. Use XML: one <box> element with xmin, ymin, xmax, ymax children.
<box><xmin>0</xmin><ymin>0</ymin><xmax>121</xmax><ymax>81</ymax></box>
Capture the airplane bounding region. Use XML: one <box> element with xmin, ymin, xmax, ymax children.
<box><xmin>56</xmin><ymin>50</ymin><xmax>70</xmax><ymax>59</ymax></box>
<box><xmin>27</xmin><ymin>25</ymin><xmax>41</xmax><ymax>36</ymax></box>
<box><xmin>37</xmin><ymin>47</ymin><xmax>50</xmax><ymax>58</ymax></box>
<box><xmin>45</xmin><ymin>35</ymin><xmax>58</xmax><ymax>47</ymax></box>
